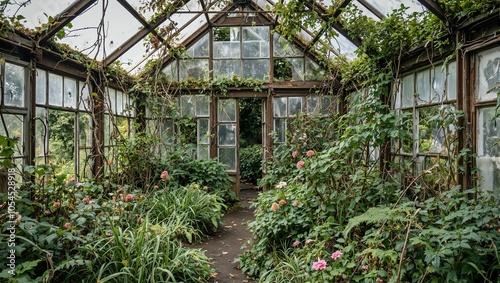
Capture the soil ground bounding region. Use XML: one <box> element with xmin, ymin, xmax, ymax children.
<box><xmin>191</xmin><ymin>183</ymin><xmax>259</xmax><ymax>283</ymax></box>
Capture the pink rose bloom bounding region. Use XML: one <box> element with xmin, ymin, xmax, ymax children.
<box><xmin>296</xmin><ymin>160</ymin><xmax>305</xmax><ymax>169</ymax></box>
<box><xmin>376</xmin><ymin>278</ymin><xmax>383</xmax><ymax>283</ymax></box>
<box><xmin>293</xmin><ymin>240</ymin><xmax>300</xmax><ymax>247</ymax></box>
<box><xmin>331</xmin><ymin>250</ymin><xmax>343</xmax><ymax>260</ymax></box>
<box><xmin>160</xmin><ymin>170</ymin><xmax>169</xmax><ymax>181</ymax></box>
<box><xmin>306</xmin><ymin>150</ymin><xmax>315</xmax><ymax>157</ymax></box>
<box><xmin>125</xmin><ymin>194</ymin><xmax>133</xmax><ymax>202</ymax></box>
<box><xmin>279</xmin><ymin>199</ymin><xmax>286</xmax><ymax>205</ymax></box>
<box><xmin>89</xmin><ymin>200</ymin><xmax>95</xmax><ymax>204</ymax></box>
<box><xmin>292</xmin><ymin>200</ymin><xmax>299</xmax><ymax>207</ymax></box>
<box><xmin>312</xmin><ymin>259</ymin><xmax>327</xmax><ymax>270</ymax></box>
<box><xmin>82</xmin><ymin>197</ymin><xmax>90</xmax><ymax>204</ymax></box>
<box><xmin>68</xmin><ymin>178</ymin><xmax>75</xmax><ymax>183</ymax></box>
<box><xmin>292</xmin><ymin>151</ymin><xmax>298</xmax><ymax>158</ymax></box>
<box><xmin>270</xmin><ymin>202</ymin><xmax>280</xmax><ymax>212</ymax></box>
<box><xmin>64</xmin><ymin>222</ymin><xmax>71</xmax><ymax>228</ymax></box>
<box><xmin>53</xmin><ymin>201</ymin><xmax>61</xmax><ymax>207</ymax></box>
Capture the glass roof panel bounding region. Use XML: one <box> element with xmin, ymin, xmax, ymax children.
<box><xmin>176</xmin><ymin>16</ymin><xmax>207</xmax><ymax>44</ymax></box>
<box><xmin>124</xmin><ymin>43</ymin><xmax>164</xmax><ymax>73</ymax></box>
<box><xmin>351</xmin><ymin>0</ymin><xmax>381</xmax><ymax>20</ymax></box>
<box><xmin>321</xmin><ymin>31</ymin><xmax>357</xmax><ymax>60</ymax></box>
<box><xmin>363</xmin><ymin>0</ymin><xmax>426</xmax><ymax>16</ymax></box>
<box><xmin>3</xmin><ymin>0</ymin><xmax>75</xmax><ymax>30</ymax></box>
<box><xmin>58</xmin><ymin>0</ymin><xmax>143</xmax><ymax>61</ymax></box>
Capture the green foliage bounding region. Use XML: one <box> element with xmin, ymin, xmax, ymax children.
<box><xmin>239</xmin><ymin>144</ymin><xmax>262</xmax><ymax>184</ymax></box>
<box><xmin>0</xmin><ymin>134</ymin><xmax>16</xmax><ymax>168</ymax></box>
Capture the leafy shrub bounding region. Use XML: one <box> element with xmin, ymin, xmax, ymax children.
<box><xmin>240</xmin><ymin>144</ymin><xmax>262</xmax><ymax>184</ymax></box>
<box><xmin>148</xmin><ymin>183</ymin><xmax>226</xmax><ymax>243</ymax></box>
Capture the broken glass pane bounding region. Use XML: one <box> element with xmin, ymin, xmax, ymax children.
<box><xmin>218</xmin><ymin>99</ymin><xmax>236</xmax><ymax>122</ymax></box>
<box><xmin>476</xmin><ymin>46</ymin><xmax>499</xmax><ymax>101</ymax></box>
<box><xmin>477</xmin><ymin>106</ymin><xmax>500</xmax><ymax>197</ymax></box>
<box><xmin>64</xmin><ymin>77</ymin><xmax>77</xmax><ymax>109</ymax></box>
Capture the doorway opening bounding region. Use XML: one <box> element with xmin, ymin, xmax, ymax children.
<box><xmin>238</xmin><ymin>97</ymin><xmax>264</xmax><ymax>187</ymax></box>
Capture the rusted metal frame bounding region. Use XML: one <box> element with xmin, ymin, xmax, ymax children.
<box><xmin>37</xmin><ymin>0</ymin><xmax>98</xmax><ymax>45</ymax></box>
<box><xmin>357</xmin><ymin>0</ymin><xmax>385</xmax><ymax>20</ymax></box>
<box><xmin>416</xmin><ymin>0</ymin><xmax>447</xmax><ymax>23</ymax></box>
<box><xmin>172</xmin><ymin>10</ymin><xmax>275</xmax><ymax>14</ymax></box>
<box><xmin>116</xmin><ymin>0</ymin><xmax>169</xmax><ymax>47</ymax></box>
<box><xmin>28</xmin><ymin>61</ymin><xmax>37</xmax><ymax>169</ymax></box>
<box><xmin>455</xmin><ymin>30</ymin><xmax>469</xmax><ymax>189</ymax></box>
<box><xmin>199</xmin><ymin>0</ymin><xmax>212</xmax><ymax>27</ymax></box>
<box><xmin>102</xmin><ymin>0</ymin><xmax>188</xmax><ymax>67</ymax></box>
<box><xmin>304</xmin><ymin>1</ymin><xmax>362</xmax><ymax>47</ymax></box>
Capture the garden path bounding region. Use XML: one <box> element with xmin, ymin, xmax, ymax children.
<box><xmin>191</xmin><ymin>183</ymin><xmax>259</xmax><ymax>283</ymax></box>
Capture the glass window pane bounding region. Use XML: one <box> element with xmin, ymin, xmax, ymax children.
<box><xmin>79</xmin><ymin>113</ymin><xmax>91</xmax><ymax>148</ymax></box>
<box><xmin>274</xmin><ymin>97</ymin><xmax>287</xmax><ymax>117</ymax></box>
<box><xmin>401</xmin><ymin>74</ymin><xmax>414</xmax><ymax>107</ymax></box>
<box><xmin>305</xmin><ymin>57</ymin><xmax>325</xmax><ymax>80</ymax></box>
<box><xmin>213</xmin><ymin>60</ymin><xmax>241</xmax><ymax>79</ymax></box>
<box><xmin>48</xmin><ymin>110</ymin><xmax>74</xmax><ymax>170</ymax></box>
<box><xmin>218</xmin><ymin>147</ymin><xmax>236</xmax><ymax>171</ymax></box>
<box><xmin>401</xmin><ymin>109</ymin><xmax>413</xmax><ymax>154</ymax></box>
<box><xmin>431</xmin><ymin>65</ymin><xmax>445</xmax><ymax>102</ymax></box>
<box><xmin>79</xmin><ymin>149</ymin><xmax>92</xmax><ymax>179</ymax></box>
<box><xmin>416</xmin><ymin>69</ymin><xmax>430</xmax><ymax>104</ymax></box>
<box><xmin>196</xmin><ymin>95</ymin><xmax>210</xmax><ymax>116</ymax></box>
<box><xmin>477</xmin><ymin>107</ymin><xmax>500</xmax><ymax>197</ymax></box>
<box><xmin>187</xmin><ymin>33</ymin><xmax>209</xmax><ymax>58</ymax></box>
<box><xmin>273</xmin><ymin>33</ymin><xmax>303</xmax><ymax>57</ymax></box>
<box><xmin>116</xmin><ymin>91</ymin><xmax>124</xmax><ymax>115</ymax></box>
<box><xmin>161</xmin><ymin>119</ymin><xmax>175</xmax><ymax>144</ymax></box>
<box><xmin>274</xmin><ymin>118</ymin><xmax>286</xmax><ymax>143</ymax></box>
<box><xmin>108</xmin><ymin>88</ymin><xmax>116</xmax><ymax>114</ymax></box>
<box><xmin>180</xmin><ymin>95</ymin><xmax>195</xmax><ymax>116</ymax></box>
<box><xmin>64</xmin><ymin>77</ymin><xmax>77</xmax><ymax>108</ymax></box>
<box><xmin>35</xmin><ymin>108</ymin><xmax>47</xmax><ymax>160</ymax></box>
<box><xmin>418</xmin><ymin>106</ymin><xmax>443</xmax><ymax>153</ymax></box>
<box><xmin>179</xmin><ymin>59</ymin><xmax>209</xmax><ymax>80</ymax></box>
<box><xmin>242</xmin><ymin>59</ymin><xmax>269</xmax><ymax>80</ymax></box>
<box><xmin>198</xmin><ymin>118</ymin><xmax>210</xmax><ymax>144</ymax></box>
<box><xmin>213</xmin><ymin>27</ymin><xmax>240</xmax><ymax>59</ymax></box>
<box><xmin>48</xmin><ymin>73</ymin><xmax>63</xmax><ymax>106</ymax></box>
<box><xmin>4</xmin><ymin>62</ymin><xmax>25</xmax><ymax>107</ymax></box>
<box><xmin>36</xmin><ymin>69</ymin><xmax>46</xmax><ymax>104</ymax></box>
<box><xmin>289</xmin><ymin>97</ymin><xmax>302</xmax><ymax>116</ymax></box>
<box><xmin>218</xmin><ymin>99</ymin><xmax>236</xmax><ymax>122</ymax></box>
<box><xmin>242</xmin><ymin>26</ymin><xmax>269</xmax><ymax>58</ymax></box>
<box><xmin>476</xmin><ymin>46</ymin><xmax>500</xmax><ymax>102</ymax></box>
<box><xmin>162</xmin><ymin>60</ymin><xmax>178</xmax><ymax>81</ymax></box>
<box><xmin>322</xmin><ymin>96</ymin><xmax>337</xmax><ymax>114</ymax></box>
<box><xmin>447</xmin><ymin>61</ymin><xmax>457</xmax><ymax>100</ymax></box>
<box><xmin>307</xmin><ymin>96</ymin><xmax>319</xmax><ymax>114</ymax></box>
<box><xmin>198</xmin><ymin>144</ymin><xmax>209</xmax><ymax>160</ymax></box>
<box><xmin>218</xmin><ymin>124</ymin><xmax>236</xmax><ymax>146</ymax></box>
<box><xmin>79</xmin><ymin>81</ymin><xmax>91</xmax><ymax>111</ymax></box>
<box><xmin>0</xmin><ymin>114</ymin><xmax>23</xmax><ymax>156</ymax></box>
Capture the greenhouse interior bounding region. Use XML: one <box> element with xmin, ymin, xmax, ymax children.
<box><xmin>0</xmin><ymin>0</ymin><xmax>499</xmax><ymax>282</ymax></box>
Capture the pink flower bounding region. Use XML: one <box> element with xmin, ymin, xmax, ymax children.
<box><xmin>306</xmin><ymin>150</ymin><xmax>315</xmax><ymax>157</ymax></box>
<box><xmin>293</xmin><ymin>240</ymin><xmax>300</xmax><ymax>247</ymax></box>
<box><xmin>160</xmin><ymin>170</ymin><xmax>169</xmax><ymax>181</ymax></box>
<box><xmin>89</xmin><ymin>200</ymin><xmax>95</xmax><ymax>204</ymax></box>
<box><xmin>376</xmin><ymin>278</ymin><xmax>383</xmax><ymax>283</ymax></box>
<box><xmin>292</xmin><ymin>200</ymin><xmax>299</xmax><ymax>207</ymax></box>
<box><xmin>292</xmin><ymin>151</ymin><xmax>298</xmax><ymax>158</ymax></box>
<box><xmin>68</xmin><ymin>178</ymin><xmax>75</xmax><ymax>183</ymax></box>
<box><xmin>106</xmin><ymin>232</ymin><xmax>112</xmax><ymax>237</ymax></box>
<box><xmin>64</xmin><ymin>222</ymin><xmax>71</xmax><ymax>229</ymax></box>
<box><xmin>76</xmin><ymin>182</ymin><xmax>83</xmax><ymax>187</ymax></box>
<box><xmin>125</xmin><ymin>194</ymin><xmax>133</xmax><ymax>202</ymax></box>
<box><xmin>305</xmin><ymin>239</ymin><xmax>314</xmax><ymax>244</ymax></box>
<box><xmin>279</xmin><ymin>199</ymin><xmax>287</xmax><ymax>205</ymax></box>
<box><xmin>82</xmin><ymin>197</ymin><xmax>90</xmax><ymax>204</ymax></box>
<box><xmin>270</xmin><ymin>202</ymin><xmax>280</xmax><ymax>212</ymax></box>
<box><xmin>312</xmin><ymin>259</ymin><xmax>327</xmax><ymax>270</ymax></box>
<box><xmin>331</xmin><ymin>250</ymin><xmax>343</xmax><ymax>260</ymax></box>
<box><xmin>53</xmin><ymin>201</ymin><xmax>61</xmax><ymax>207</ymax></box>
<box><xmin>296</xmin><ymin>160</ymin><xmax>305</xmax><ymax>169</ymax></box>
<box><xmin>362</xmin><ymin>264</ymin><xmax>369</xmax><ymax>271</ymax></box>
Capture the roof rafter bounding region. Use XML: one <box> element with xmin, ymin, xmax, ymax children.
<box><xmin>357</xmin><ymin>0</ymin><xmax>385</xmax><ymax>19</ymax></box>
<box><xmin>103</xmin><ymin>0</ymin><xmax>188</xmax><ymax>67</ymax></box>
<box><xmin>304</xmin><ymin>1</ymin><xmax>362</xmax><ymax>47</ymax></box>
<box><xmin>416</xmin><ymin>0</ymin><xmax>447</xmax><ymax>22</ymax></box>
<box><xmin>199</xmin><ymin>0</ymin><xmax>212</xmax><ymax>27</ymax></box>
<box><xmin>36</xmin><ymin>0</ymin><xmax>98</xmax><ymax>45</ymax></box>
<box><xmin>306</xmin><ymin>0</ymin><xmax>353</xmax><ymax>52</ymax></box>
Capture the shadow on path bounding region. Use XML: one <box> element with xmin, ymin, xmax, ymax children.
<box><xmin>191</xmin><ymin>183</ymin><xmax>259</xmax><ymax>283</ymax></box>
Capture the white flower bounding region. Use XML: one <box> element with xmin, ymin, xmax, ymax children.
<box><xmin>275</xmin><ymin>181</ymin><xmax>287</xmax><ymax>189</ymax></box>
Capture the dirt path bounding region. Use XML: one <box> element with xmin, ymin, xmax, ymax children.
<box><xmin>192</xmin><ymin>184</ymin><xmax>259</xmax><ymax>283</ymax></box>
